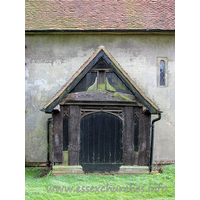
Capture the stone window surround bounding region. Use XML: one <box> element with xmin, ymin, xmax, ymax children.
<box><xmin>157</xmin><ymin>57</ymin><xmax>168</xmax><ymax>87</ymax></box>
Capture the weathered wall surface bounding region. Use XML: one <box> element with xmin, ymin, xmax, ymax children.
<box><xmin>25</xmin><ymin>33</ymin><xmax>175</xmax><ymax>163</ymax></box>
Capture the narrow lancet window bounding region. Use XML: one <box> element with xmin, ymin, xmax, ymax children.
<box><xmin>160</xmin><ymin>60</ymin><xmax>165</xmax><ymax>86</ymax></box>
<box><xmin>134</xmin><ymin>117</ymin><xmax>139</xmax><ymax>152</ymax></box>
<box><xmin>63</xmin><ymin>116</ymin><xmax>68</xmax><ymax>151</ymax></box>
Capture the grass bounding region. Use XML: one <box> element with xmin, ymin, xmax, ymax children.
<box><xmin>25</xmin><ymin>164</ymin><xmax>175</xmax><ymax>200</ymax></box>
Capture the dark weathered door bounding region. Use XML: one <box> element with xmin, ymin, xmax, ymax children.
<box><xmin>79</xmin><ymin>112</ymin><xmax>123</xmax><ymax>172</ymax></box>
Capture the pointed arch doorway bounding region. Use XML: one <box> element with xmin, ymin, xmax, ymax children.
<box><xmin>79</xmin><ymin>111</ymin><xmax>123</xmax><ymax>172</ymax></box>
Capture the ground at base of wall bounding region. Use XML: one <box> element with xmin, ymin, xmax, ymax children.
<box><xmin>52</xmin><ymin>165</ymin><xmax>150</xmax><ymax>176</ymax></box>
<box><xmin>25</xmin><ymin>162</ymin><xmax>47</xmax><ymax>167</ymax></box>
<box><xmin>25</xmin><ymin>161</ymin><xmax>175</xmax><ymax>175</ymax></box>
<box><xmin>153</xmin><ymin>161</ymin><xmax>175</xmax><ymax>172</ymax></box>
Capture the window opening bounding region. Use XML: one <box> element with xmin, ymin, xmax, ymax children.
<box><xmin>160</xmin><ymin>60</ymin><xmax>165</xmax><ymax>86</ymax></box>
<box><xmin>134</xmin><ymin>117</ymin><xmax>139</xmax><ymax>152</ymax></box>
<box><xmin>63</xmin><ymin>116</ymin><xmax>68</xmax><ymax>151</ymax></box>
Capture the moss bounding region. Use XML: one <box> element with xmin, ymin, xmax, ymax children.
<box><xmin>119</xmin><ymin>94</ymin><xmax>132</xmax><ymax>102</ymax></box>
<box><xmin>87</xmin><ymin>77</ymin><xmax>117</xmax><ymax>92</ymax></box>
<box><xmin>87</xmin><ymin>78</ymin><xmax>132</xmax><ymax>102</ymax></box>
<box><xmin>105</xmin><ymin>78</ymin><xmax>116</xmax><ymax>92</ymax></box>
<box><xmin>87</xmin><ymin>77</ymin><xmax>98</xmax><ymax>91</ymax></box>
<box><xmin>106</xmin><ymin>75</ymin><xmax>127</xmax><ymax>92</ymax></box>
<box><xmin>113</xmin><ymin>92</ymin><xmax>132</xmax><ymax>102</ymax></box>
<box><xmin>63</xmin><ymin>151</ymin><xmax>69</xmax><ymax>166</ymax></box>
<box><xmin>97</xmin><ymin>83</ymin><xmax>106</xmax><ymax>91</ymax></box>
<box><xmin>87</xmin><ymin>78</ymin><xmax>106</xmax><ymax>92</ymax></box>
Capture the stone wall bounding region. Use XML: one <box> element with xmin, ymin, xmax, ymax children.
<box><xmin>25</xmin><ymin>33</ymin><xmax>175</xmax><ymax>163</ymax></box>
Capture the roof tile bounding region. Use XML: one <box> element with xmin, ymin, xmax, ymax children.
<box><xmin>25</xmin><ymin>0</ymin><xmax>175</xmax><ymax>31</ymax></box>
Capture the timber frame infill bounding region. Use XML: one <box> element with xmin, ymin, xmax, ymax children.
<box><xmin>80</xmin><ymin>107</ymin><xmax>124</xmax><ymax>121</ymax></box>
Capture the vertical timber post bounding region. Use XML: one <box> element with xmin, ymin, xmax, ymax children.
<box><xmin>68</xmin><ymin>106</ymin><xmax>80</xmax><ymax>165</ymax></box>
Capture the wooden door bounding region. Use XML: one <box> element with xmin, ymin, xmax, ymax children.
<box><xmin>79</xmin><ymin>112</ymin><xmax>123</xmax><ymax>172</ymax></box>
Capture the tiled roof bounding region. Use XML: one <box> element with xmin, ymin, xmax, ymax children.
<box><xmin>25</xmin><ymin>0</ymin><xmax>175</xmax><ymax>31</ymax></box>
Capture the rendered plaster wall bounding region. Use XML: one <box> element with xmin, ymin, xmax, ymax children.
<box><xmin>25</xmin><ymin>33</ymin><xmax>175</xmax><ymax>163</ymax></box>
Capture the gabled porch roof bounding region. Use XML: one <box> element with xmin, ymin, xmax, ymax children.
<box><xmin>41</xmin><ymin>46</ymin><xmax>160</xmax><ymax>114</ymax></box>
